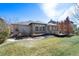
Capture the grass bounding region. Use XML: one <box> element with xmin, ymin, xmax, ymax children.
<box><xmin>0</xmin><ymin>36</ymin><xmax>79</xmax><ymax>56</ymax></box>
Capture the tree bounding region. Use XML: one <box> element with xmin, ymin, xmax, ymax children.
<box><xmin>71</xmin><ymin>3</ymin><xmax>79</xmax><ymax>35</ymax></box>
<box><xmin>0</xmin><ymin>18</ymin><xmax>10</xmax><ymax>44</ymax></box>
<box><xmin>73</xmin><ymin>3</ymin><xmax>79</xmax><ymax>22</ymax></box>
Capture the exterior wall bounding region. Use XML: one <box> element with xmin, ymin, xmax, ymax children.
<box><xmin>10</xmin><ymin>24</ymin><xmax>31</xmax><ymax>36</ymax></box>
<box><xmin>47</xmin><ymin>25</ymin><xmax>57</xmax><ymax>34</ymax></box>
<box><xmin>17</xmin><ymin>25</ymin><xmax>31</xmax><ymax>35</ymax></box>
<box><xmin>57</xmin><ymin>22</ymin><xmax>65</xmax><ymax>34</ymax></box>
<box><xmin>30</xmin><ymin>23</ymin><xmax>46</xmax><ymax>36</ymax></box>
<box><xmin>57</xmin><ymin>18</ymin><xmax>73</xmax><ymax>35</ymax></box>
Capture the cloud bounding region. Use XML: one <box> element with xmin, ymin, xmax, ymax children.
<box><xmin>58</xmin><ymin>5</ymin><xmax>75</xmax><ymax>21</ymax></box>
<box><xmin>40</xmin><ymin>3</ymin><xmax>75</xmax><ymax>22</ymax></box>
<box><xmin>41</xmin><ymin>3</ymin><xmax>61</xmax><ymax>19</ymax></box>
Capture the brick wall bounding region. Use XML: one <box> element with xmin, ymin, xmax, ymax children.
<box><xmin>57</xmin><ymin>17</ymin><xmax>73</xmax><ymax>34</ymax></box>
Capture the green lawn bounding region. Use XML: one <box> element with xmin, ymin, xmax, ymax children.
<box><xmin>0</xmin><ymin>36</ymin><xmax>79</xmax><ymax>56</ymax></box>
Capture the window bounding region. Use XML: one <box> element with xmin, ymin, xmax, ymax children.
<box><xmin>35</xmin><ymin>26</ymin><xmax>45</xmax><ymax>31</ymax></box>
<box><xmin>43</xmin><ymin>27</ymin><xmax>45</xmax><ymax>31</ymax></box>
<box><xmin>35</xmin><ymin>27</ymin><xmax>39</xmax><ymax>31</ymax></box>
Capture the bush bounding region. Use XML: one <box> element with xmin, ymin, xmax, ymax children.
<box><xmin>0</xmin><ymin>18</ymin><xmax>10</xmax><ymax>44</ymax></box>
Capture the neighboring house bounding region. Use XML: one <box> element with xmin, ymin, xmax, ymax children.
<box><xmin>57</xmin><ymin>16</ymin><xmax>74</xmax><ymax>35</ymax></box>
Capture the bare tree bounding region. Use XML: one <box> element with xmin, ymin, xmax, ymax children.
<box><xmin>73</xmin><ymin>3</ymin><xmax>79</xmax><ymax>20</ymax></box>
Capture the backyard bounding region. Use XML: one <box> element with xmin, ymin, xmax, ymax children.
<box><xmin>0</xmin><ymin>35</ymin><xmax>79</xmax><ymax>56</ymax></box>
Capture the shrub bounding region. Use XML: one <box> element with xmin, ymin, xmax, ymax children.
<box><xmin>0</xmin><ymin>18</ymin><xmax>10</xmax><ymax>44</ymax></box>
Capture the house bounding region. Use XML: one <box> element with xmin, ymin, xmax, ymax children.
<box><xmin>47</xmin><ymin>19</ymin><xmax>57</xmax><ymax>34</ymax></box>
<box><xmin>10</xmin><ymin>21</ymin><xmax>47</xmax><ymax>37</ymax></box>
<box><xmin>10</xmin><ymin>16</ymin><xmax>74</xmax><ymax>37</ymax></box>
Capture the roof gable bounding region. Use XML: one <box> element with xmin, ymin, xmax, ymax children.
<box><xmin>48</xmin><ymin>19</ymin><xmax>57</xmax><ymax>24</ymax></box>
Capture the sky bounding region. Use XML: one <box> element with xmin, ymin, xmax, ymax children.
<box><xmin>0</xmin><ymin>3</ymin><xmax>48</xmax><ymax>23</ymax></box>
<box><xmin>0</xmin><ymin>3</ymin><xmax>79</xmax><ymax>25</ymax></box>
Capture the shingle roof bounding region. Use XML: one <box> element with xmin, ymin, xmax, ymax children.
<box><xmin>12</xmin><ymin>20</ymin><xmax>47</xmax><ymax>25</ymax></box>
<box><xmin>48</xmin><ymin>19</ymin><xmax>57</xmax><ymax>26</ymax></box>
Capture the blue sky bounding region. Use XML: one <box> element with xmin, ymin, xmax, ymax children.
<box><xmin>0</xmin><ymin>3</ymin><xmax>48</xmax><ymax>23</ymax></box>
<box><xmin>0</xmin><ymin>3</ymin><xmax>78</xmax><ymax>24</ymax></box>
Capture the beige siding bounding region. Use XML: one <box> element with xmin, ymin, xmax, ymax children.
<box><xmin>31</xmin><ymin>23</ymin><xmax>46</xmax><ymax>36</ymax></box>
<box><xmin>47</xmin><ymin>25</ymin><xmax>57</xmax><ymax>34</ymax></box>
<box><xmin>11</xmin><ymin>24</ymin><xmax>31</xmax><ymax>36</ymax></box>
<box><xmin>17</xmin><ymin>25</ymin><xmax>31</xmax><ymax>35</ymax></box>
